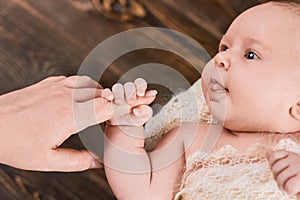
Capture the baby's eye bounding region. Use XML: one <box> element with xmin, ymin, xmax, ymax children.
<box><xmin>219</xmin><ymin>45</ymin><xmax>229</xmax><ymax>52</ymax></box>
<box><xmin>245</xmin><ymin>51</ymin><xmax>259</xmax><ymax>59</ymax></box>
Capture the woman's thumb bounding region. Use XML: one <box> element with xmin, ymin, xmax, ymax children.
<box><xmin>48</xmin><ymin>148</ymin><xmax>102</xmax><ymax>172</ymax></box>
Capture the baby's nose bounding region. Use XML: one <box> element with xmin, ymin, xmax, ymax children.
<box><xmin>214</xmin><ymin>51</ymin><xmax>230</xmax><ymax>70</ymax></box>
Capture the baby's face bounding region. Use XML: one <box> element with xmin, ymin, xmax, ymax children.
<box><xmin>202</xmin><ymin>3</ymin><xmax>300</xmax><ymax>132</ymax></box>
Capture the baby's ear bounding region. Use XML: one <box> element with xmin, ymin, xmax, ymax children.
<box><xmin>290</xmin><ymin>101</ymin><xmax>300</xmax><ymax>121</ymax></box>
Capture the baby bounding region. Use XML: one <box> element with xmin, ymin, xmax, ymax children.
<box><xmin>103</xmin><ymin>1</ymin><xmax>300</xmax><ymax>199</ymax></box>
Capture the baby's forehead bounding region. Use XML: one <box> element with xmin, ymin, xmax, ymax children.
<box><xmin>223</xmin><ymin>3</ymin><xmax>300</xmax><ymax>64</ymax></box>
<box><xmin>231</xmin><ymin>3</ymin><xmax>300</xmax><ymax>43</ymax></box>
<box><xmin>245</xmin><ymin>3</ymin><xmax>300</xmax><ymax>23</ymax></box>
<box><xmin>240</xmin><ymin>3</ymin><xmax>300</xmax><ymax>22</ymax></box>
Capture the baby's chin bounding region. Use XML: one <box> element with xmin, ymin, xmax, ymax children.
<box><xmin>221</xmin><ymin>119</ymin><xmax>300</xmax><ymax>134</ymax></box>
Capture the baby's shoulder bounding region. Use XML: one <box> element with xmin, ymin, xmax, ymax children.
<box><xmin>168</xmin><ymin>122</ymin><xmax>211</xmax><ymax>142</ymax></box>
<box><xmin>175</xmin><ymin>122</ymin><xmax>225</xmax><ymax>158</ymax></box>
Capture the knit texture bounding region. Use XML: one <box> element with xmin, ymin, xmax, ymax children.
<box><xmin>174</xmin><ymin>138</ymin><xmax>300</xmax><ymax>200</ymax></box>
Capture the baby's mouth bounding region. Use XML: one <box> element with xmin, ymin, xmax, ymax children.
<box><xmin>209</xmin><ymin>78</ymin><xmax>229</xmax><ymax>93</ymax></box>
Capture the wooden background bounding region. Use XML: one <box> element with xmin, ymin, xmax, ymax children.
<box><xmin>0</xmin><ymin>0</ymin><xmax>260</xmax><ymax>199</ymax></box>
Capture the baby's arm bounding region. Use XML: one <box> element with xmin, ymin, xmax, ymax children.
<box><xmin>104</xmin><ymin>79</ymin><xmax>187</xmax><ymax>200</ymax></box>
<box><xmin>266</xmin><ymin>150</ymin><xmax>300</xmax><ymax>199</ymax></box>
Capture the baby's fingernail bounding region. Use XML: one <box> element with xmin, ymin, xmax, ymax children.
<box><xmin>108</xmin><ymin>94</ymin><xmax>114</xmax><ymax>100</ymax></box>
<box><xmin>129</xmin><ymin>99</ymin><xmax>135</xmax><ymax>105</ymax></box>
<box><xmin>137</xmin><ymin>92</ymin><xmax>145</xmax><ymax>97</ymax></box>
<box><xmin>133</xmin><ymin>108</ymin><xmax>141</xmax><ymax>116</ymax></box>
<box><xmin>146</xmin><ymin>90</ymin><xmax>157</xmax><ymax>97</ymax></box>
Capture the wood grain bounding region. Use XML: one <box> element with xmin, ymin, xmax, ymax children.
<box><xmin>0</xmin><ymin>0</ymin><xmax>260</xmax><ymax>199</ymax></box>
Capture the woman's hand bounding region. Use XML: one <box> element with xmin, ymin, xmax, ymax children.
<box><xmin>0</xmin><ymin>75</ymin><xmax>114</xmax><ymax>172</ymax></box>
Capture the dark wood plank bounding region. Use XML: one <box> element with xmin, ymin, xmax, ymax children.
<box><xmin>141</xmin><ymin>0</ymin><xmax>260</xmax><ymax>55</ymax></box>
<box><xmin>0</xmin><ymin>0</ymin><xmax>263</xmax><ymax>199</ymax></box>
<box><xmin>0</xmin><ymin>0</ymin><xmax>135</xmax><ymax>199</ymax></box>
<box><xmin>0</xmin><ymin>0</ymin><xmax>134</xmax><ymax>94</ymax></box>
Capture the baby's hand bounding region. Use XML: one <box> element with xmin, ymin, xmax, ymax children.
<box><xmin>266</xmin><ymin>150</ymin><xmax>300</xmax><ymax>198</ymax></box>
<box><xmin>109</xmin><ymin>78</ymin><xmax>157</xmax><ymax>127</ymax></box>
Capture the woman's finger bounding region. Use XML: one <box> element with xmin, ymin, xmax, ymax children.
<box><xmin>64</xmin><ymin>75</ymin><xmax>102</xmax><ymax>89</ymax></box>
<box><xmin>72</xmin><ymin>97</ymin><xmax>113</xmax><ymax>132</ymax></box>
<box><xmin>73</xmin><ymin>88</ymin><xmax>113</xmax><ymax>102</ymax></box>
<box><xmin>128</xmin><ymin>90</ymin><xmax>157</xmax><ymax>107</ymax></box>
<box><xmin>47</xmin><ymin>149</ymin><xmax>102</xmax><ymax>172</ymax></box>
<box><xmin>101</xmin><ymin>88</ymin><xmax>114</xmax><ymax>101</ymax></box>
<box><xmin>39</xmin><ymin>75</ymin><xmax>67</xmax><ymax>83</ymax></box>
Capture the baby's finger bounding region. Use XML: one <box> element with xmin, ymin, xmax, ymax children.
<box><xmin>124</xmin><ymin>82</ymin><xmax>137</xmax><ymax>104</ymax></box>
<box><xmin>73</xmin><ymin>88</ymin><xmax>107</xmax><ymax>102</ymax></box>
<box><xmin>134</xmin><ymin>78</ymin><xmax>147</xmax><ymax>97</ymax></box>
<box><xmin>276</xmin><ymin>166</ymin><xmax>297</xmax><ymax>191</ymax></box>
<box><xmin>132</xmin><ymin>105</ymin><xmax>153</xmax><ymax>125</ymax></box>
<box><xmin>112</xmin><ymin>83</ymin><xmax>125</xmax><ymax>105</ymax></box>
<box><xmin>266</xmin><ymin>150</ymin><xmax>289</xmax><ymax>168</ymax></box>
<box><xmin>271</xmin><ymin>156</ymin><xmax>290</xmax><ymax>179</ymax></box>
<box><xmin>284</xmin><ymin>175</ymin><xmax>300</xmax><ymax>196</ymax></box>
